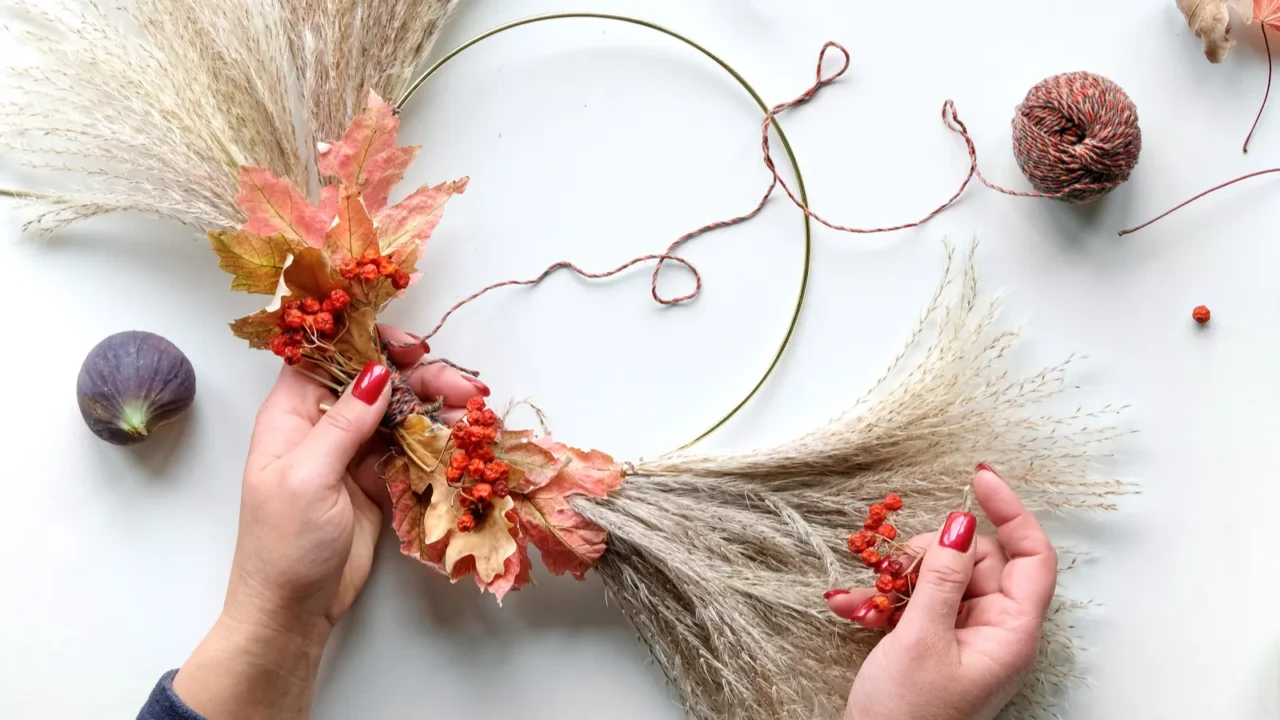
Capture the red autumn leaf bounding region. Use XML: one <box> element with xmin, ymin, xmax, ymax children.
<box><xmin>377</xmin><ymin>177</ymin><xmax>470</xmax><ymax>270</ymax></box>
<box><xmin>237</xmin><ymin>166</ymin><xmax>331</xmax><ymax>247</ymax></box>
<box><xmin>1258</xmin><ymin>0</ymin><xmax>1280</xmax><ymax>29</ymax></box>
<box><xmin>323</xmin><ymin>187</ymin><xmax>379</xmax><ymax>266</ymax></box>
<box><xmin>495</xmin><ymin>429</ymin><xmax>566</xmax><ymax>493</ymax></box>
<box><xmin>316</xmin><ymin>90</ymin><xmax>417</xmax><ymax>213</ymax></box>
<box><xmin>513</xmin><ymin>440</ymin><xmax>625</xmax><ymax>580</ymax></box>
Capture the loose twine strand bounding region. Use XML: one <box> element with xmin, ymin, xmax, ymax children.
<box><xmin>422</xmin><ymin>41</ymin><xmax>1053</xmax><ymax>342</ymax></box>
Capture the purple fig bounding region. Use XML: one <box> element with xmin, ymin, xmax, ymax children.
<box><xmin>76</xmin><ymin>331</ymin><xmax>196</xmax><ymax>445</ymax></box>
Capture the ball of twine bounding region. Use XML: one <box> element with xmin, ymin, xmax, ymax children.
<box><xmin>1010</xmin><ymin>71</ymin><xmax>1141</xmax><ymax>203</ymax></box>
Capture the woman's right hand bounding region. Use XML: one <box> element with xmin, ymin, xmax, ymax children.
<box><xmin>826</xmin><ymin>466</ymin><xmax>1058</xmax><ymax>720</ymax></box>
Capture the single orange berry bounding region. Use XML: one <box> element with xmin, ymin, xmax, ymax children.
<box><xmin>391</xmin><ymin>269</ymin><xmax>412</xmax><ymax>290</ymax></box>
<box><xmin>360</xmin><ymin>264</ymin><xmax>380</xmax><ymax>282</ymax></box>
<box><xmin>870</xmin><ymin>595</ymin><xmax>892</xmax><ymax>613</ymax></box>
<box><xmin>467</xmin><ymin>458</ymin><xmax>486</xmax><ymax>477</ymax></box>
<box><xmin>860</xmin><ymin>549</ymin><xmax>881</xmax><ymax>567</ymax></box>
<box><xmin>466</xmin><ymin>397</ymin><xmax>487</xmax><ymax>413</ymax></box>
<box><xmin>445</xmin><ymin>466</ymin><xmax>463</xmax><ymax>484</ymax></box>
<box><xmin>863</xmin><ymin>516</ymin><xmax>881</xmax><ymax>530</ymax></box>
<box><xmin>875</xmin><ymin>574</ymin><xmax>895</xmax><ymax>593</ymax></box>
<box><xmin>877</xmin><ymin>523</ymin><xmax>897</xmax><ymax>541</ymax></box>
<box><xmin>472</xmin><ymin>446</ymin><xmax>495</xmax><ymax>463</ymax></box>
<box><xmin>1192</xmin><ymin>305</ymin><xmax>1211</xmax><ymax>324</ymax></box>
<box><xmin>467</xmin><ymin>410</ymin><xmax>485</xmax><ymax>426</ymax></box>
<box><xmin>360</xmin><ymin>248</ymin><xmax>381</xmax><ymax>263</ymax></box>
<box><xmin>472</xmin><ymin>482</ymin><xmax>493</xmax><ymax>503</ymax></box>
<box><xmin>282</xmin><ymin>308</ymin><xmax>306</xmax><ymax>329</ymax></box>
<box><xmin>456</xmin><ymin>513</ymin><xmax>476</xmax><ymax>533</ymax></box>
<box><xmin>883</xmin><ymin>493</ymin><xmax>903</xmax><ymax>511</ymax></box>
<box><xmin>377</xmin><ymin>257</ymin><xmax>398</xmax><ymax>277</ymax></box>
<box><xmin>492</xmin><ymin>480</ymin><xmax>510</xmax><ymax>498</ymax></box>
<box><xmin>313</xmin><ymin>311</ymin><xmax>335</xmax><ymax>335</ymax></box>
<box><xmin>483</xmin><ymin>460</ymin><xmax>510</xmax><ymax>482</ymax></box>
<box><xmin>893</xmin><ymin>576</ymin><xmax>909</xmax><ymax>594</ymax></box>
<box><xmin>282</xmin><ymin>345</ymin><xmax>303</xmax><ymax>366</ymax></box>
<box><xmin>301</xmin><ymin>297</ymin><xmax>321</xmax><ymax>314</ymax></box>
<box><xmin>449</xmin><ymin>453</ymin><xmax>470</xmax><ymax>470</ymax></box>
<box><xmin>847</xmin><ymin>534</ymin><xmax>868</xmax><ymax>554</ymax></box>
<box><xmin>338</xmin><ymin>259</ymin><xmax>359</xmax><ymax>280</ymax></box>
<box><xmin>868</xmin><ymin>503</ymin><xmax>887</xmax><ymax>522</ymax></box>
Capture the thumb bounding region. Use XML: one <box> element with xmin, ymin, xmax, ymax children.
<box><xmin>899</xmin><ymin>511</ymin><xmax>977</xmax><ymax>636</ymax></box>
<box><xmin>295</xmin><ymin>362</ymin><xmax>392</xmax><ymax>483</ymax></box>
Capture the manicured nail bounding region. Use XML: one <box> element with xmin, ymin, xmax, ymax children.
<box><xmin>467</xmin><ymin>376</ymin><xmax>491</xmax><ymax>397</ymax></box>
<box><xmin>976</xmin><ymin>462</ymin><xmax>998</xmax><ymax>476</ymax></box>
<box><xmin>823</xmin><ymin>589</ymin><xmax>849</xmax><ymax>601</ymax></box>
<box><xmin>406</xmin><ymin>333</ymin><xmax>431</xmax><ymax>354</ymax></box>
<box><xmin>352</xmin><ymin>363</ymin><xmax>391</xmax><ymax>405</ymax></box>
<box><xmin>939</xmin><ymin>512</ymin><xmax>977</xmax><ymax>553</ymax></box>
<box><xmin>850</xmin><ymin>598</ymin><xmax>877</xmax><ymax>626</ymax></box>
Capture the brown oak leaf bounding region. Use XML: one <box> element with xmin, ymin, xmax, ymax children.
<box><xmin>1179</xmin><ymin>0</ymin><xmax>1253</xmax><ymax>62</ymax></box>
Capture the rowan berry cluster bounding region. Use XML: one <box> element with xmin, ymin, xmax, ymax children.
<box><xmin>338</xmin><ymin>248</ymin><xmax>411</xmax><ymax>290</ymax></box>
<box><xmin>846</xmin><ymin>493</ymin><xmax>934</xmax><ymax>628</ymax></box>
<box><xmin>269</xmin><ymin>289</ymin><xmax>351</xmax><ymax>365</ymax></box>
<box><xmin>448</xmin><ymin>397</ymin><xmax>511</xmax><ymax>533</ymax></box>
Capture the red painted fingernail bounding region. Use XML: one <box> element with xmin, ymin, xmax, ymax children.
<box><xmin>352</xmin><ymin>363</ymin><xmax>391</xmax><ymax>405</ymax></box>
<box><xmin>467</xmin><ymin>376</ymin><xmax>490</xmax><ymax>397</ymax></box>
<box><xmin>976</xmin><ymin>462</ymin><xmax>998</xmax><ymax>476</ymax></box>
<box><xmin>850</xmin><ymin>598</ymin><xmax>877</xmax><ymax>625</ymax></box>
<box><xmin>939</xmin><ymin>512</ymin><xmax>977</xmax><ymax>553</ymax></box>
<box><xmin>823</xmin><ymin>589</ymin><xmax>849</xmax><ymax>601</ymax></box>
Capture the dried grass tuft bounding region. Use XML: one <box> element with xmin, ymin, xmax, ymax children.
<box><xmin>0</xmin><ymin>0</ymin><xmax>460</xmax><ymax>233</ymax></box>
<box><xmin>579</xmin><ymin>243</ymin><xmax>1133</xmax><ymax>719</ymax></box>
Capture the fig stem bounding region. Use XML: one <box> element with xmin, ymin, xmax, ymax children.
<box><xmin>118</xmin><ymin>402</ymin><xmax>151</xmax><ymax>437</ymax></box>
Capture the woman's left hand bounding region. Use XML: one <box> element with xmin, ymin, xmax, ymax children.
<box><xmin>171</xmin><ymin>327</ymin><xmax>486</xmax><ymax>719</ymax></box>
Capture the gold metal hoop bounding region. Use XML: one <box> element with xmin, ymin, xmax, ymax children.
<box><xmin>397</xmin><ymin>13</ymin><xmax>813</xmax><ymax>451</ymax></box>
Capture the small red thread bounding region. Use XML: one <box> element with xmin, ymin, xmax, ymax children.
<box><xmin>424</xmin><ymin>44</ymin><xmax>1137</xmax><ymax>339</ymax></box>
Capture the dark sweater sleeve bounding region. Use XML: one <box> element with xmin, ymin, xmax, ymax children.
<box><xmin>137</xmin><ymin>670</ymin><xmax>207</xmax><ymax>720</ymax></box>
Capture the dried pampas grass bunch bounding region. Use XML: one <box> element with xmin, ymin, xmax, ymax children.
<box><xmin>0</xmin><ymin>0</ymin><xmax>461</xmax><ymax>232</ymax></box>
<box><xmin>580</xmin><ymin>245</ymin><xmax>1130</xmax><ymax>719</ymax></box>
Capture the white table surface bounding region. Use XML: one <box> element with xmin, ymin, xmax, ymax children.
<box><xmin>1</xmin><ymin>0</ymin><xmax>1274</xmax><ymax>717</ymax></box>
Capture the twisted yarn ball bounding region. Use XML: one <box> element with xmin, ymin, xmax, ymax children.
<box><xmin>1011</xmin><ymin>72</ymin><xmax>1141</xmax><ymax>203</ymax></box>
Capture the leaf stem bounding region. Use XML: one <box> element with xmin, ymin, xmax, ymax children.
<box><xmin>1117</xmin><ymin>167</ymin><xmax>1280</xmax><ymax>236</ymax></box>
<box><xmin>1245</xmin><ymin>24</ymin><xmax>1273</xmax><ymax>154</ymax></box>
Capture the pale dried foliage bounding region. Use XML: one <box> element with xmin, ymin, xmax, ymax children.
<box><xmin>0</xmin><ymin>0</ymin><xmax>460</xmax><ymax>232</ymax></box>
<box><xmin>579</xmin><ymin>244</ymin><xmax>1132</xmax><ymax>720</ymax></box>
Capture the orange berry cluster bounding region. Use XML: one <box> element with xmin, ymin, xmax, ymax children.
<box><xmin>339</xmin><ymin>248</ymin><xmax>411</xmax><ymax>290</ymax></box>
<box><xmin>269</xmin><ymin>289</ymin><xmax>351</xmax><ymax>365</ymax></box>
<box><xmin>846</xmin><ymin>493</ymin><xmax>928</xmax><ymax>628</ymax></box>
<box><xmin>448</xmin><ymin>397</ymin><xmax>511</xmax><ymax>533</ymax></box>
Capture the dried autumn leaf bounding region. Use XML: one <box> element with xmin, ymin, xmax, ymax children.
<box><xmin>495</xmin><ymin>430</ymin><xmax>566</xmax><ymax>494</ymax></box>
<box><xmin>237</xmin><ymin>166</ymin><xmax>332</xmax><ymax>247</ymax></box>
<box><xmin>331</xmin><ymin>306</ymin><xmax>383</xmax><ymax>367</ymax></box>
<box><xmin>323</xmin><ymin>188</ymin><xmax>379</xmax><ymax>266</ymax></box>
<box><xmin>377</xmin><ymin>178</ymin><xmax>471</xmax><ymax>270</ymax></box>
<box><xmin>479</xmin><ymin>530</ymin><xmax>532</xmax><ymax>602</ymax></box>
<box><xmin>228</xmin><ymin>309</ymin><xmax>282</xmax><ymax>350</ymax></box>
<box><xmin>317</xmin><ymin>91</ymin><xmax>418</xmax><ymax>213</ymax></box>
<box><xmin>1179</xmin><ymin>0</ymin><xmax>1253</xmax><ymax>62</ymax></box>
<box><xmin>395</xmin><ymin>415</ymin><xmax>453</xmax><ymax>492</ymax></box>
<box><xmin>280</xmin><ymin>247</ymin><xmax>343</xmax><ymax>300</ymax></box>
<box><xmin>208</xmin><ymin>230</ymin><xmax>300</xmax><ymax>294</ymax></box>
<box><xmin>442</xmin><ymin>495</ymin><xmax>518</xmax><ymax>583</ymax></box>
<box><xmin>514</xmin><ymin>440</ymin><xmax>625</xmax><ymax>580</ymax></box>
